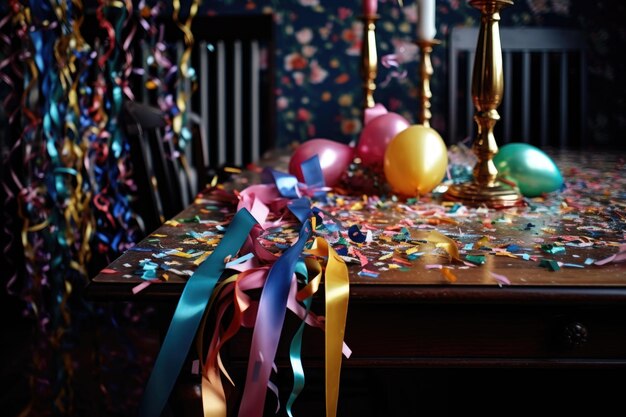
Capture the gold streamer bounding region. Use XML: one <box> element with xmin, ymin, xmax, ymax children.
<box><xmin>410</xmin><ymin>230</ymin><xmax>462</xmax><ymax>262</ymax></box>
<box><xmin>171</xmin><ymin>0</ymin><xmax>199</xmax><ymax>137</ymax></box>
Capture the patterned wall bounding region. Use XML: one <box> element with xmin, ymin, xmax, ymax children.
<box><xmin>200</xmin><ymin>0</ymin><xmax>625</xmax><ymax>149</ymax></box>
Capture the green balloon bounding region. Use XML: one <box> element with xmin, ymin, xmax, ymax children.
<box><xmin>493</xmin><ymin>143</ymin><xmax>564</xmax><ymax>197</ymax></box>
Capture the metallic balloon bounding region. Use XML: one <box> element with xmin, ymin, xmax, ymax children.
<box><xmin>383</xmin><ymin>125</ymin><xmax>448</xmax><ymax>196</ymax></box>
<box><xmin>356</xmin><ymin>112</ymin><xmax>411</xmax><ymax>169</ymax></box>
<box><xmin>494</xmin><ymin>143</ymin><xmax>563</xmax><ymax>197</ymax></box>
<box><xmin>288</xmin><ymin>138</ymin><xmax>354</xmax><ymax>187</ymax></box>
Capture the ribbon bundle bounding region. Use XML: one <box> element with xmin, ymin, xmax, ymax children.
<box><xmin>139</xmin><ymin>156</ymin><xmax>351</xmax><ymax>417</ymax></box>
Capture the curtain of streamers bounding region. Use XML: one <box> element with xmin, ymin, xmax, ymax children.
<box><xmin>0</xmin><ymin>0</ymin><xmax>196</xmax><ymax>414</ymax></box>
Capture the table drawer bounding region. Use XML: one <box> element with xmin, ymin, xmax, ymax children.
<box><xmin>226</xmin><ymin>303</ymin><xmax>626</xmax><ymax>367</ymax></box>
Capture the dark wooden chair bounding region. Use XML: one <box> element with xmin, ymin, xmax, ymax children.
<box><xmin>448</xmin><ymin>27</ymin><xmax>588</xmax><ymax>148</ymax></box>
<box><xmin>99</xmin><ymin>14</ymin><xmax>276</xmax><ymax>235</ymax></box>
<box><xmin>158</xmin><ymin>14</ymin><xmax>276</xmax><ymax>191</ymax></box>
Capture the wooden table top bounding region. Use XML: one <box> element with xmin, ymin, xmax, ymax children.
<box><xmin>90</xmin><ymin>148</ymin><xmax>626</xmax><ymax>303</ymax></box>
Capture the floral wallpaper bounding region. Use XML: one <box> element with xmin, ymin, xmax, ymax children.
<box><xmin>201</xmin><ymin>0</ymin><xmax>625</xmax><ymax>149</ymax></box>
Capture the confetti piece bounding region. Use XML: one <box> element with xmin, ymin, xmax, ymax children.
<box><xmin>541</xmin><ymin>244</ymin><xmax>566</xmax><ymax>254</ymax></box>
<box><xmin>559</xmin><ymin>263</ymin><xmax>584</xmax><ymax>269</ymax></box>
<box><xmin>465</xmin><ymin>255</ymin><xmax>486</xmax><ymax>265</ymax></box>
<box><xmin>358</xmin><ymin>269</ymin><xmax>379</xmax><ymax>278</ymax></box>
<box><xmin>193</xmin><ymin>251</ymin><xmax>211</xmax><ymax>265</ymax></box>
<box><xmin>407</xmin><ymin>252</ymin><xmax>424</xmax><ymax>261</ymax></box>
<box><xmin>495</xmin><ymin>251</ymin><xmax>518</xmax><ymax>259</ymax></box>
<box><xmin>594</xmin><ymin>244</ymin><xmax>626</xmax><ymax>265</ymax></box>
<box><xmin>132</xmin><ymin>280</ymin><xmax>153</xmax><ymax>295</ymax></box>
<box><xmin>142</xmin><ymin>270</ymin><xmax>158</xmax><ymax>279</ymax></box>
<box><xmin>348</xmin><ymin>224</ymin><xmax>367</xmax><ymax>243</ymax></box>
<box><xmin>379</xmin><ymin>252</ymin><xmax>394</xmax><ymax>260</ymax></box>
<box><xmin>225</xmin><ymin>252</ymin><xmax>255</xmax><ymax>268</ymax></box>
<box><xmin>100</xmin><ymin>268</ymin><xmax>118</xmax><ymax>274</ymax></box>
<box><xmin>441</xmin><ymin>267</ymin><xmax>457</xmax><ymax>283</ymax></box>
<box><xmin>490</xmin><ymin>272</ymin><xmax>511</xmax><ymax>285</ymax></box>
<box><xmin>539</xmin><ymin>259</ymin><xmax>561</xmax><ymax>271</ymax></box>
<box><xmin>391</xmin><ymin>257</ymin><xmax>412</xmax><ymax>266</ymax></box>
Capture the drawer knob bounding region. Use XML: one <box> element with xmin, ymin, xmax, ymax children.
<box><xmin>562</xmin><ymin>321</ymin><xmax>588</xmax><ymax>348</ymax></box>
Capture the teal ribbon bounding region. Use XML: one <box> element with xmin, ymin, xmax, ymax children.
<box><xmin>138</xmin><ymin>208</ymin><xmax>257</xmax><ymax>417</ymax></box>
<box><xmin>286</xmin><ymin>259</ymin><xmax>312</xmax><ymax>417</ymax></box>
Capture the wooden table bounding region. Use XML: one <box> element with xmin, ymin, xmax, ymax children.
<box><xmin>88</xmin><ymin>149</ymin><xmax>626</xmax><ymax>414</ymax></box>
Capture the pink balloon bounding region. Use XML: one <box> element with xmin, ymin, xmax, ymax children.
<box><xmin>356</xmin><ymin>113</ymin><xmax>410</xmax><ymax>168</ymax></box>
<box><xmin>288</xmin><ymin>138</ymin><xmax>354</xmax><ymax>187</ymax></box>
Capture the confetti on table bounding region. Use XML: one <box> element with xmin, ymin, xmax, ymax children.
<box><xmin>465</xmin><ymin>255</ymin><xmax>486</xmax><ymax>265</ymax></box>
<box><xmin>539</xmin><ymin>259</ymin><xmax>561</xmax><ymax>271</ymax></box>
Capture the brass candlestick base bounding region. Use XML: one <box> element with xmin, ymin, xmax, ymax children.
<box><xmin>444</xmin><ymin>0</ymin><xmax>523</xmax><ymax>208</ymax></box>
<box><xmin>445</xmin><ymin>181</ymin><xmax>522</xmax><ymax>208</ymax></box>
<box><xmin>416</xmin><ymin>39</ymin><xmax>440</xmax><ymax>127</ymax></box>
<box><xmin>360</xmin><ymin>15</ymin><xmax>379</xmax><ymax>111</ymax></box>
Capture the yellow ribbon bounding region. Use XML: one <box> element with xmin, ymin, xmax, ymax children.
<box><xmin>306</xmin><ymin>237</ymin><xmax>350</xmax><ymax>417</ymax></box>
<box><xmin>197</xmin><ymin>274</ymin><xmax>239</xmax><ymax>417</ymax></box>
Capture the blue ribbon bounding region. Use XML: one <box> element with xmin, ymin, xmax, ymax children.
<box><xmin>261</xmin><ymin>167</ymin><xmax>300</xmax><ymax>199</ymax></box>
<box><xmin>138</xmin><ymin>208</ymin><xmax>257</xmax><ymax>417</ymax></box>
<box><xmin>288</xmin><ymin>197</ymin><xmax>313</xmax><ymax>224</ymax></box>
<box><xmin>301</xmin><ymin>155</ymin><xmax>327</xmax><ymax>202</ymax></box>
<box><xmin>238</xmin><ymin>219</ymin><xmax>312</xmax><ymax>417</ymax></box>
<box><xmin>300</xmin><ymin>155</ymin><xmax>325</xmax><ymax>188</ymax></box>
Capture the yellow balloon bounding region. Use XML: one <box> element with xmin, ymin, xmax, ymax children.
<box><xmin>383</xmin><ymin>125</ymin><xmax>448</xmax><ymax>196</ymax></box>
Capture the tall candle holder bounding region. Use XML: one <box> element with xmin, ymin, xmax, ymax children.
<box><xmin>444</xmin><ymin>0</ymin><xmax>523</xmax><ymax>208</ymax></box>
<box><xmin>416</xmin><ymin>39</ymin><xmax>440</xmax><ymax>127</ymax></box>
<box><xmin>360</xmin><ymin>14</ymin><xmax>379</xmax><ymax>112</ymax></box>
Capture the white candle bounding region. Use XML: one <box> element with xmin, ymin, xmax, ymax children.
<box><xmin>417</xmin><ymin>0</ymin><xmax>437</xmax><ymax>41</ymax></box>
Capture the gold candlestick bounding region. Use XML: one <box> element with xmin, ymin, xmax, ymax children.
<box><xmin>416</xmin><ymin>39</ymin><xmax>440</xmax><ymax>127</ymax></box>
<box><xmin>360</xmin><ymin>15</ymin><xmax>379</xmax><ymax>112</ymax></box>
<box><xmin>444</xmin><ymin>0</ymin><xmax>523</xmax><ymax>208</ymax></box>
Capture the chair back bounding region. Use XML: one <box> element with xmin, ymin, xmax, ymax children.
<box><xmin>448</xmin><ymin>27</ymin><xmax>588</xmax><ymax>148</ymax></box>
<box><xmin>157</xmin><ymin>14</ymin><xmax>276</xmax><ymax>192</ymax></box>
<box><xmin>85</xmin><ymin>13</ymin><xmax>275</xmax><ymax>233</ymax></box>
